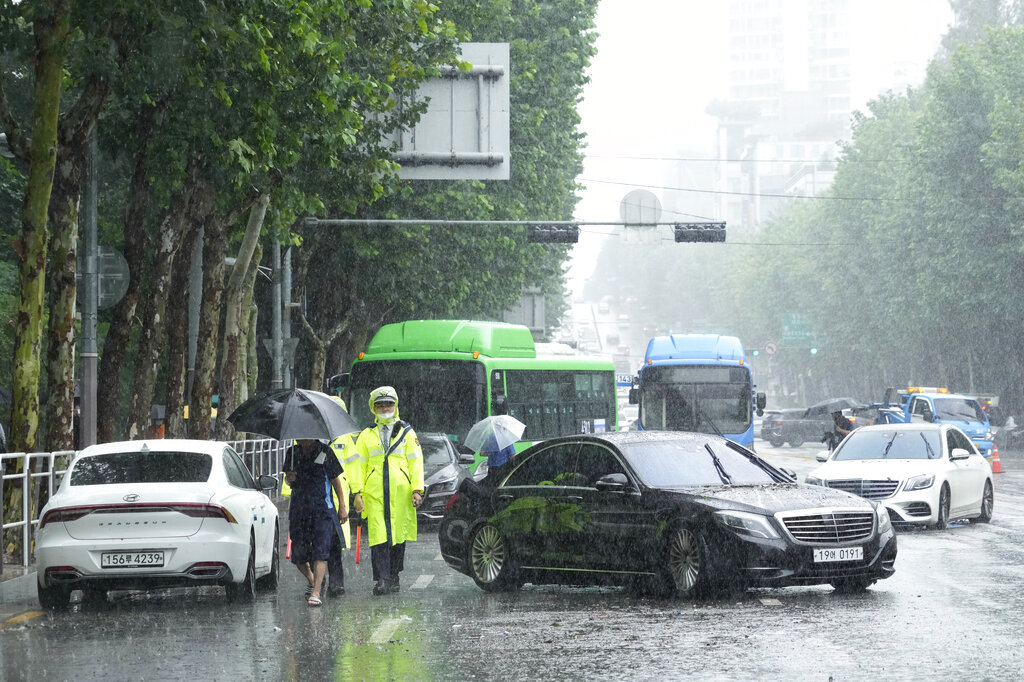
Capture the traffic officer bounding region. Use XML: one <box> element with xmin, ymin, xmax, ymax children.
<box><xmin>352</xmin><ymin>386</ymin><xmax>424</xmax><ymax>596</ymax></box>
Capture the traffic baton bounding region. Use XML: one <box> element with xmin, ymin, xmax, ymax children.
<box><xmin>286</xmin><ymin>533</ymin><xmax>291</xmax><ymax>560</ymax></box>
<box><xmin>355</xmin><ymin>525</ymin><xmax>361</xmax><ymax>564</ymax></box>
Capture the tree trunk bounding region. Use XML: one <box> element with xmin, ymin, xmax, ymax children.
<box><xmin>10</xmin><ymin>1</ymin><xmax>69</xmax><ymax>454</ymax></box>
<box><xmin>188</xmin><ymin>177</ymin><xmax>223</xmax><ymax>441</ymax></box>
<box><xmin>217</xmin><ymin>194</ymin><xmax>269</xmax><ymax>440</ymax></box>
<box><xmin>245</xmin><ymin>286</ymin><xmax>260</xmax><ymax>398</ymax></box>
<box><xmin>96</xmin><ymin>103</ymin><xmax>162</xmax><ymax>442</ymax></box>
<box><xmin>126</xmin><ymin>203</ymin><xmax>189</xmax><ymax>439</ymax></box>
<box><xmin>43</xmin><ymin>135</ymin><xmax>85</xmax><ymax>451</ymax></box>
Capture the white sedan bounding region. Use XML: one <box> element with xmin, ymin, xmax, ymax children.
<box><xmin>35</xmin><ymin>439</ymin><xmax>280</xmax><ymax>608</ymax></box>
<box><xmin>805</xmin><ymin>423</ymin><xmax>993</xmax><ymax>529</ymax></box>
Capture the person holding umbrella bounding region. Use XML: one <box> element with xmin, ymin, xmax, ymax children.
<box><xmin>283</xmin><ymin>438</ymin><xmax>348</xmax><ymax>606</ymax></box>
<box><xmin>351</xmin><ymin>386</ymin><xmax>424</xmax><ymax>596</ymax></box>
<box><xmin>464</xmin><ymin>415</ymin><xmax>527</xmax><ymax>486</ymax></box>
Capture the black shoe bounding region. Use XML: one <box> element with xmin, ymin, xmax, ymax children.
<box><xmin>372</xmin><ymin>580</ymin><xmax>388</xmax><ymax>596</ymax></box>
<box><xmin>328</xmin><ymin>585</ymin><xmax>345</xmax><ymax>597</ymax></box>
<box><xmin>388</xmin><ymin>577</ymin><xmax>400</xmax><ymax>594</ymax></box>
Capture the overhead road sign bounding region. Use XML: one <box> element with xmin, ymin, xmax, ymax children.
<box><xmin>389</xmin><ymin>43</ymin><xmax>510</xmax><ymax>181</ymax></box>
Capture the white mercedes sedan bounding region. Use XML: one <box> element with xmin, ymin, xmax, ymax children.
<box><xmin>805</xmin><ymin>423</ymin><xmax>993</xmax><ymax>529</ymax></box>
<box><xmin>35</xmin><ymin>439</ymin><xmax>280</xmax><ymax>608</ymax></box>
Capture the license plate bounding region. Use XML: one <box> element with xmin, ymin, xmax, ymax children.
<box><xmin>101</xmin><ymin>551</ymin><xmax>165</xmax><ymax>568</ymax></box>
<box><xmin>813</xmin><ymin>547</ymin><xmax>863</xmax><ymax>563</ymax></box>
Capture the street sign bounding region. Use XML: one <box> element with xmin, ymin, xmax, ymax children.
<box><xmin>765</xmin><ymin>341</ymin><xmax>777</xmax><ymax>355</ymax></box>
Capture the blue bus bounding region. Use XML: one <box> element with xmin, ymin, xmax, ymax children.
<box><xmin>628</xmin><ymin>334</ymin><xmax>765</xmax><ymax>449</ymax></box>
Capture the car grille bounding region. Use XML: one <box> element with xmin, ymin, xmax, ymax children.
<box><xmin>781</xmin><ymin>511</ymin><xmax>875</xmax><ymax>544</ymax></box>
<box><xmin>825</xmin><ymin>478</ymin><xmax>899</xmax><ymax>499</ymax></box>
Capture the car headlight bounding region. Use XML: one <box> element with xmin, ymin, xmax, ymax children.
<box><xmin>904</xmin><ymin>473</ymin><xmax>935</xmax><ymax>492</ymax></box>
<box><xmin>715</xmin><ymin>510</ymin><xmax>780</xmax><ymax>540</ymax></box>
<box><xmin>985</xmin><ymin>430</ymin><xmax>994</xmax><ymax>441</ymax></box>
<box><xmin>804</xmin><ymin>476</ymin><xmax>824</xmax><ymax>486</ymax></box>
<box><xmin>874</xmin><ymin>502</ymin><xmax>892</xmax><ymax>533</ymax></box>
<box><xmin>431</xmin><ymin>475</ymin><xmax>459</xmax><ymax>494</ymax></box>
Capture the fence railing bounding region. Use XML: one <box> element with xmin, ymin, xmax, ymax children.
<box><xmin>1</xmin><ymin>439</ymin><xmax>288</xmax><ymax>569</ymax></box>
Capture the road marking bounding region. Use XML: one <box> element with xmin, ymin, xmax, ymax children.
<box><xmin>0</xmin><ymin>611</ymin><xmax>45</xmax><ymax>630</ymax></box>
<box><xmin>369</xmin><ymin>617</ymin><xmax>405</xmax><ymax>644</ymax></box>
<box><xmin>411</xmin><ymin>574</ymin><xmax>433</xmax><ymax>589</ymax></box>
<box><xmin>435</xmin><ymin>551</ymin><xmax>444</xmax><ymax>561</ymax></box>
<box><xmin>759</xmin><ymin>598</ymin><xmax>783</xmax><ymax>606</ymax></box>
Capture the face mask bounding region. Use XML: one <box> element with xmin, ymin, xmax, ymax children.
<box><xmin>377</xmin><ymin>410</ymin><xmax>395</xmax><ymax>421</ymax></box>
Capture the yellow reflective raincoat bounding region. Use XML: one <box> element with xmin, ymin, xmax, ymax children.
<box><xmin>353</xmin><ymin>394</ymin><xmax>424</xmax><ymax>548</ymax></box>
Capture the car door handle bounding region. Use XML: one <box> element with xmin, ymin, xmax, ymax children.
<box><xmin>560</xmin><ymin>496</ymin><xmax>584</xmax><ymax>503</ymax></box>
<box><xmin>497</xmin><ymin>495</ymin><xmax>514</xmax><ymax>504</ymax></box>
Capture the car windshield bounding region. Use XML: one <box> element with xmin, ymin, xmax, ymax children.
<box><xmin>621</xmin><ymin>438</ymin><xmax>779</xmax><ymax>487</ymax></box>
<box><xmin>70</xmin><ymin>451</ymin><xmax>213</xmax><ymax>485</ymax></box>
<box><xmin>833</xmin><ymin>429</ymin><xmax>942</xmax><ymax>460</ymax></box>
<box><xmin>933</xmin><ymin>398</ymin><xmax>985</xmax><ymax>422</ymax></box>
<box><xmin>420</xmin><ymin>434</ymin><xmax>455</xmax><ymax>477</ymax></box>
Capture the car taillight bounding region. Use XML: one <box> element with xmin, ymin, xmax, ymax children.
<box><xmin>39</xmin><ymin>507</ymin><xmax>94</xmax><ymax>528</ymax></box>
<box><xmin>169</xmin><ymin>504</ymin><xmax>238</xmax><ymax>523</ymax></box>
<box><xmin>444</xmin><ymin>492</ymin><xmax>460</xmax><ymax>512</ymax></box>
<box><xmin>775</xmin><ymin>420</ymin><xmax>783</xmax><ymax>425</ymax></box>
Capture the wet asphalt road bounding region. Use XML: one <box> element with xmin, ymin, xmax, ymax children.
<box><xmin>3</xmin><ymin>443</ymin><xmax>1024</xmax><ymax>681</ymax></box>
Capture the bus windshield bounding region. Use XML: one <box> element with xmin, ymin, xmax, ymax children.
<box><xmin>348</xmin><ymin>359</ymin><xmax>486</xmax><ymax>445</ymax></box>
<box><xmin>639</xmin><ymin>365</ymin><xmax>752</xmax><ymax>435</ymax></box>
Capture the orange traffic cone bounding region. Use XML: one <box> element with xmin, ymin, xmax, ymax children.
<box><xmin>990</xmin><ymin>444</ymin><xmax>1003</xmax><ymax>474</ymax></box>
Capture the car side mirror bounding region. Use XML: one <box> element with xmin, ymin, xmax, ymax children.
<box><xmin>628</xmin><ymin>388</ymin><xmax>639</xmax><ymax>405</ymax></box>
<box><xmin>258</xmin><ymin>474</ymin><xmax>279</xmax><ymax>494</ymax></box>
<box><xmin>815</xmin><ymin>452</ymin><xmax>829</xmax><ymax>462</ymax></box>
<box><xmin>458</xmin><ymin>453</ymin><xmax>476</xmax><ymax>465</ymax></box>
<box><xmin>755</xmin><ymin>392</ymin><xmax>766</xmax><ymax>413</ymax></box>
<box><xmin>595</xmin><ymin>472</ymin><xmax>628</xmax><ymax>492</ymax></box>
<box><xmin>924</xmin><ymin>412</ymin><xmax>935</xmax><ymax>423</ymax></box>
<box><xmin>950</xmin><ymin>447</ymin><xmax>971</xmax><ymax>460</ymax></box>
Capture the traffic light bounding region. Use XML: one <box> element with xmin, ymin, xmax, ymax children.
<box><xmin>528</xmin><ymin>225</ymin><xmax>579</xmax><ymax>243</ymax></box>
<box><xmin>810</xmin><ymin>347</ymin><xmax>818</xmax><ymax>355</ymax></box>
<box><xmin>751</xmin><ymin>349</ymin><xmax>760</xmax><ymax>357</ymax></box>
<box><xmin>674</xmin><ymin>222</ymin><xmax>726</xmax><ymax>243</ymax></box>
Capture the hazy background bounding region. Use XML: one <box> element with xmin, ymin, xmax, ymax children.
<box><xmin>569</xmin><ymin>0</ymin><xmax>955</xmax><ymax>291</ymax></box>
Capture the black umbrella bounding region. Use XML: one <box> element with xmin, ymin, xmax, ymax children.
<box><xmin>805</xmin><ymin>397</ymin><xmax>863</xmax><ymax>416</ymax></box>
<box><xmin>227</xmin><ymin>388</ymin><xmax>360</xmax><ymax>441</ymax></box>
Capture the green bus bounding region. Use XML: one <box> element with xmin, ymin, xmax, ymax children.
<box><xmin>344</xmin><ymin>320</ymin><xmax>617</xmax><ymax>458</ymax></box>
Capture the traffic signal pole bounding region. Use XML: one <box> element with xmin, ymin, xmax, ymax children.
<box><xmin>302</xmin><ymin>218</ymin><xmax>726</xmax><ymax>244</ymax></box>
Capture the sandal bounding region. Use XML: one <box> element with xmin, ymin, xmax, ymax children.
<box><xmin>304</xmin><ymin>586</ymin><xmax>313</xmax><ymax>599</ymax></box>
<box><xmin>307</xmin><ymin>596</ymin><xmax>322</xmax><ymax>607</ymax></box>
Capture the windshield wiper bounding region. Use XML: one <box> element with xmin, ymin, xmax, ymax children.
<box><xmin>704</xmin><ymin>444</ymin><xmax>733</xmax><ymax>485</ymax></box>
<box><xmin>697</xmin><ymin>406</ymin><xmax>725</xmax><ymax>439</ymax></box>
<box><xmin>919</xmin><ymin>432</ymin><xmax>938</xmax><ymax>459</ymax></box>
<box><xmin>881</xmin><ymin>432</ymin><xmax>899</xmax><ymax>458</ymax></box>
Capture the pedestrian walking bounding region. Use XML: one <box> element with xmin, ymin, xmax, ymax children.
<box><xmin>352</xmin><ymin>386</ymin><xmax>424</xmax><ymax>596</ymax></box>
<box><xmin>283</xmin><ymin>438</ymin><xmax>348</xmax><ymax>606</ymax></box>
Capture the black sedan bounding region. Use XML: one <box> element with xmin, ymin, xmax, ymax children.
<box><xmin>439</xmin><ymin>431</ymin><xmax>897</xmax><ymax>598</ymax></box>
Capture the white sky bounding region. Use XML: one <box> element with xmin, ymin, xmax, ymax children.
<box><xmin>568</xmin><ymin>0</ymin><xmax>954</xmax><ymax>289</ymax></box>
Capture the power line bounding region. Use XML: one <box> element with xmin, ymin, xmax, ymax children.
<box><xmin>580</xmin><ymin>177</ymin><xmax>896</xmax><ymax>201</ymax></box>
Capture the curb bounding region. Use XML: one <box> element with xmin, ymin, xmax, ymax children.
<box><xmin>0</xmin><ymin>570</ymin><xmax>37</xmax><ymax>604</ymax></box>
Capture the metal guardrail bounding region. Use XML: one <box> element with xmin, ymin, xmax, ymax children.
<box><xmin>1</xmin><ymin>439</ymin><xmax>288</xmax><ymax>569</ymax></box>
